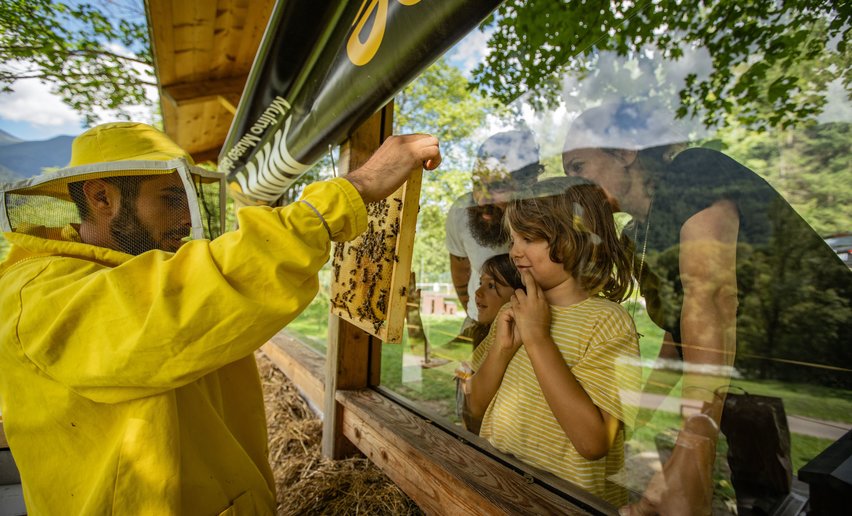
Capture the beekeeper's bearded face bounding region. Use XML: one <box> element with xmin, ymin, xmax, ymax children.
<box><xmin>81</xmin><ymin>172</ymin><xmax>191</xmax><ymax>254</ymax></box>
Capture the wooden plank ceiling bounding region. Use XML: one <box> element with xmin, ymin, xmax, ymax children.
<box><xmin>145</xmin><ymin>0</ymin><xmax>275</xmax><ymax>164</ymax></box>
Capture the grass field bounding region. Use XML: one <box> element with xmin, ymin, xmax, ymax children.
<box><xmin>286</xmin><ymin>291</ymin><xmax>849</xmax><ymax>481</ymax></box>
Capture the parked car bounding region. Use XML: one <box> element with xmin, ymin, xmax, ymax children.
<box><xmin>825</xmin><ymin>233</ymin><xmax>852</xmax><ymax>268</ymax></box>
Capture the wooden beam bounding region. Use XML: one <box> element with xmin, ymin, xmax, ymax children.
<box><xmin>217</xmin><ymin>94</ymin><xmax>240</xmax><ymax>115</ymax></box>
<box><xmin>322</xmin><ymin>316</ymin><xmax>375</xmax><ymax>458</ymax></box>
<box><xmin>260</xmin><ymin>332</ymin><xmax>325</xmax><ymax>413</ymax></box>
<box><xmin>322</xmin><ymin>104</ymin><xmax>393</xmax><ymax>459</ymax></box>
<box><xmin>161</xmin><ymin>75</ymin><xmax>248</xmax><ymax>108</ymax></box>
<box><xmin>145</xmin><ymin>0</ymin><xmax>176</xmax><ymax>85</ymax></box>
<box><xmin>338</xmin><ymin>389</ymin><xmax>596</xmax><ymax>515</ymax></box>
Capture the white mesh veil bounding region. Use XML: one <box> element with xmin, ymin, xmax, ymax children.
<box><xmin>0</xmin><ymin>159</ymin><xmax>226</xmax><ymax>255</ymax></box>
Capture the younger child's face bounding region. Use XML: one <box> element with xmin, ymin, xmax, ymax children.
<box><xmin>509</xmin><ymin>228</ymin><xmax>569</xmax><ymax>291</ymax></box>
<box><xmin>474</xmin><ymin>271</ymin><xmax>516</xmax><ymax>324</ymax></box>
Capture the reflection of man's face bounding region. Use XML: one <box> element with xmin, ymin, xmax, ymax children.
<box><xmin>562</xmin><ymin>148</ymin><xmax>628</xmax><ymax>211</ymax></box>
<box><xmin>467</xmin><ymin>203</ymin><xmax>509</xmax><ymax>248</ymax></box>
<box><xmin>110</xmin><ymin>173</ymin><xmax>191</xmax><ymax>254</ymax></box>
<box><xmin>472</xmin><ymin>157</ymin><xmax>515</xmax><ymax>208</ymax></box>
<box><xmin>468</xmin><ymin>158</ymin><xmax>518</xmax><ymax>247</ymax></box>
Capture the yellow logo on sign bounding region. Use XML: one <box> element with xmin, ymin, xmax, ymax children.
<box><xmin>347</xmin><ymin>0</ymin><xmax>421</xmax><ymax>67</ymax></box>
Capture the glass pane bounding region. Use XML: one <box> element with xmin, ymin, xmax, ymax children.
<box><xmin>387</xmin><ymin>3</ymin><xmax>851</xmax><ymax>513</ymax></box>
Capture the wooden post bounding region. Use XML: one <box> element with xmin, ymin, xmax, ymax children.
<box><xmin>322</xmin><ymin>102</ymin><xmax>393</xmax><ymax>459</ymax></box>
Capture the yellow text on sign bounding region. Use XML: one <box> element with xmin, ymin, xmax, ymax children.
<box><xmin>347</xmin><ymin>0</ymin><xmax>422</xmax><ymax>67</ymax></box>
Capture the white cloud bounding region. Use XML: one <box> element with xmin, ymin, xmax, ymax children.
<box><xmin>456</xmin><ymin>45</ymin><xmax>720</xmax><ymax>172</ymax></box>
<box><xmin>0</xmin><ymin>78</ymin><xmax>81</xmax><ymax>128</ymax></box>
<box><xmin>520</xmin><ymin>103</ymin><xmax>570</xmax><ymax>160</ymax></box>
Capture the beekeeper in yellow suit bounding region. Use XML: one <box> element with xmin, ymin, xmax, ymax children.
<box><xmin>0</xmin><ymin>122</ymin><xmax>441</xmax><ymax>515</ymax></box>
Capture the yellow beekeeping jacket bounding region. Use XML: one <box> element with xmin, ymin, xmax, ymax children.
<box><xmin>0</xmin><ymin>178</ymin><xmax>366</xmax><ymax>515</ymax></box>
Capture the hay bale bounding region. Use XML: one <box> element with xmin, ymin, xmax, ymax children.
<box><xmin>257</xmin><ymin>352</ymin><xmax>423</xmax><ymax>515</ymax></box>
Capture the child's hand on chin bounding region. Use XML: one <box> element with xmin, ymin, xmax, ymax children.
<box><xmin>511</xmin><ymin>269</ymin><xmax>552</xmax><ymax>348</ymax></box>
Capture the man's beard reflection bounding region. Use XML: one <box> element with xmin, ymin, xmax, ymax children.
<box><xmin>467</xmin><ymin>204</ymin><xmax>509</xmax><ymax>247</ymax></box>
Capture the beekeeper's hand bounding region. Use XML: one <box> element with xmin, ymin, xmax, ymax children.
<box><xmin>345</xmin><ymin>134</ymin><xmax>441</xmax><ymax>203</ymax></box>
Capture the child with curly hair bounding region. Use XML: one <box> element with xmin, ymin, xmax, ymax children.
<box><xmin>465</xmin><ymin>178</ymin><xmax>641</xmax><ymax>505</ymax></box>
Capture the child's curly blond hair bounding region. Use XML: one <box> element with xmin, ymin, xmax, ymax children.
<box><xmin>505</xmin><ymin>177</ymin><xmax>633</xmax><ymax>302</ymax></box>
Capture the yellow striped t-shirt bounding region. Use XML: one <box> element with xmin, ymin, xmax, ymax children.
<box><xmin>471</xmin><ymin>296</ymin><xmax>641</xmax><ymax>506</ymax></box>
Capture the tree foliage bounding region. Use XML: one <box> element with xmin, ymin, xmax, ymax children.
<box><xmin>719</xmin><ymin>121</ymin><xmax>851</xmax><ymax>235</ymax></box>
<box><xmin>0</xmin><ymin>0</ymin><xmax>153</xmax><ymax>125</ymax></box>
<box><xmin>395</xmin><ymin>57</ymin><xmax>503</xmax><ymax>166</ymax></box>
<box><xmin>471</xmin><ymin>0</ymin><xmax>851</xmax><ymax>131</ymax></box>
<box><xmin>734</xmin><ymin>203</ymin><xmax>852</xmax><ymax>388</ymax></box>
<box><xmin>396</xmin><ymin>57</ymin><xmax>504</xmax><ymax>283</ymax></box>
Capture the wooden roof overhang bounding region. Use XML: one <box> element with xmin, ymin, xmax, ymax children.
<box><xmin>145</xmin><ymin>0</ymin><xmax>275</xmax><ymax>164</ymax></box>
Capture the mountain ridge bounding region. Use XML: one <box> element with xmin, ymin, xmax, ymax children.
<box><xmin>0</xmin><ymin>130</ymin><xmax>75</xmax><ymax>179</ymax></box>
<box><xmin>0</xmin><ymin>129</ymin><xmax>25</xmax><ymax>146</ymax></box>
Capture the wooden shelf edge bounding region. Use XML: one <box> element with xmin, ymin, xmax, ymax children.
<box><xmin>260</xmin><ymin>332</ymin><xmax>326</xmax><ymax>416</ymax></box>
<box><xmin>336</xmin><ymin>388</ymin><xmax>593</xmax><ymax>515</ymax></box>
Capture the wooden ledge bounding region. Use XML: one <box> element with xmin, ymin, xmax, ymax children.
<box><xmin>261</xmin><ymin>332</ymin><xmax>326</xmax><ymax>414</ymax></box>
<box><xmin>337</xmin><ymin>388</ymin><xmax>594</xmax><ymax>515</ymax></box>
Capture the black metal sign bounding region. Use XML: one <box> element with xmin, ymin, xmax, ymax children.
<box><xmin>219</xmin><ymin>0</ymin><xmax>501</xmax><ymax>204</ymax></box>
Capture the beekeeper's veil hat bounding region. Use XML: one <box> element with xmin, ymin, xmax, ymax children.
<box><xmin>0</xmin><ymin>122</ymin><xmax>226</xmax><ymax>254</ymax></box>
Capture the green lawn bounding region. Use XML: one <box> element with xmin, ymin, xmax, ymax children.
<box><xmin>286</xmin><ymin>289</ymin><xmax>848</xmax><ymax>478</ymax></box>
<box><xmin>379</xmin><ymin>314</ymin><xmax>471</xmax><ymax>424</ymax></box>
<box><xmin>643</xmin><ymin>368</ymin><xmax>852</xmax><ymax>424</ymax></box>
<box><xmin>285</xmin><ymin>290</ymin><xmax>331</xmax><ymax>353</ymax></box>
<box><xmin>629</xmin><ymin>405</ymin><xmax>833</xmax><ymax>474</ymax></box>
<box><xmin>623</xmin><ymin>301</ymin><xmax>852</xmax><ymax>424</ymax></box>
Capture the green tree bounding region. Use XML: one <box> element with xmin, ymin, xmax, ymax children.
<box><xmin>394</xmin><ymin>57</ymin><xmax>505</xmax><ymax>283</ymax></box>
<box><xmin>0</xmin><ymin>0</ymin><xmax>153</xmax><ymax>125</ymax></box>
<box><xmin>472</xmin><ymin>0</ymin><xmax>850</xmax><ymax>131</ymax></box>
<box><xmin>413</xmin><ymin>169</ymin><xmax>470</xmax><ymax>284</ymax></box>
<box><xmin>716</xmin><ymin>120</ymin><xmax>851</xmax><ymax>235</ymax></box>
<box><xmin>735</xmin><ymin>202</ymin><xmax>852</xmax><ymax>387</ymax></box>
<box><xmin>395</xmin><ymin>57</ymin><xmax>504</xmax><ymax>167</ymax></box>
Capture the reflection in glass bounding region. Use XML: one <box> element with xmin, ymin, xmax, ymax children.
<box><xmin>560</xmin><ymin>99</ymin><xmax>852</xmax><ymax>514</ymax></box>
<box><xmin>446</xmin><ymin>130</ymin><xmax>542</xmax><ymax>335</ymax></box>
<box><xmin>231</xmin><ymin>3</ymin><xmax>852</xmax><ymax>511</ymax></box>
<box><xmin>372</xmin><ymin>6</ymin><xmax>851</xmax><ymax>513</ymax></box>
